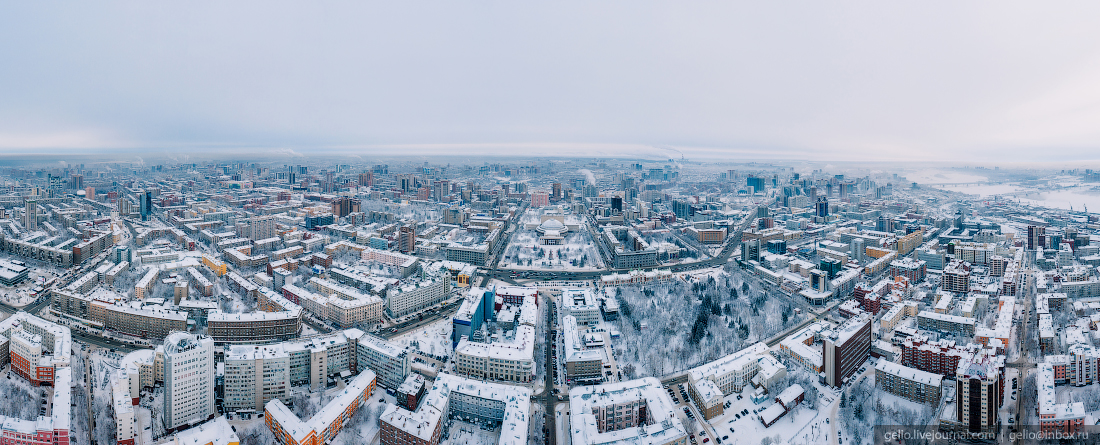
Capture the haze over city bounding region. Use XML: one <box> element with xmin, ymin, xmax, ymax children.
<box><xmin>5</xmin><ymin>2</ymin><xmax>1100</xmax><ymax>163</ymax></box>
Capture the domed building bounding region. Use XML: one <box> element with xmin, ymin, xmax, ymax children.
<box><xmin>536</xmin><ymin>218</ymin><xmax>567</xmax><ymax>245</ymax></box>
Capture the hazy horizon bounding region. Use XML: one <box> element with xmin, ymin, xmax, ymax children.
<box><xmin>5</xmin><ymin>1</ymin><xmax>1100</xmax><ymax>163</ymax></box>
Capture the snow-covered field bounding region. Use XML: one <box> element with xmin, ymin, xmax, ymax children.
<box><xmin>391</xmin><ymin>317</ymin><xmax>453</xmax><ymax>359</ymax></box>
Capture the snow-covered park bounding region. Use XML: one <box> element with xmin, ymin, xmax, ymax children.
<box><xmin>500</xmin><ymin>230</ymin><xmax>604</xmax><ymax>271</ymax></box>
<box><xmin>610</xmin><ymin>267</ymin><xmax>807</xmax><ymax>379</ymax></box>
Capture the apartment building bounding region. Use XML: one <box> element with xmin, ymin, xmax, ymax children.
<box><xmin>306</xmin><ymin>277</ymin><xmax>386</xmax><ymax>328</ymax></box>
<box><xmin>942</xmin><ymin>261</ymin><xmax>971</xmax><ymax>294</ymax></box>
<box><xmin>266</xmin><ymin>370</ymin><xmax>377</xmax><ymax>445</ymax></box>
<box><xmin>916</xmin><ymin>311</ymin><xmax>976</xmax><ymax>337</ymax></box>
<box><xmin>0</xmin><ymin>312</ymin><xmax>72</xmax><ymax>386</ymax></box>
<box><xmin>224</xmin><ymin>344</ymin><xmax>291</xmax><ymax>413</ymax></box>
<box><xmin>356</xmin><ymin>334</ymin><xmax>409</xmax><ymax>389</ymax></box>
<box><xmin>823</xmin><ymin>313</ymin><xmax>871</xmax><ymax>387</ymax></box>
<box><xmin>955</xmin><ymin>352</ymin><xmax>1001</xmax><ymax>434</ymax></box>
<box><xmin>875</xmin><ymin>360</ymin><xmax>943</xmax><ymax>405</ymax></box>
<box><xmin>381</xmin><ymin>374</ymin><xmax>531</xmax><ymax>445</ymax></box>
<box><xmin>163</xmin><ymin>333</ymin><xmax>216</xmax><ymax>430</ymax></box>
<box><xmin>1037</xmin><ymin>363</ymin><xmax>1086</xmax><ymax>434</ymax></box>
<box><xmin>569</xmin><ymin>377</ymin><xmax>687</xmax><ymax>445</ymax></box>
<box><xmin>206</xmin><ymin>309</ymin><xmax>302</xmax><ymax>343</ymax></box>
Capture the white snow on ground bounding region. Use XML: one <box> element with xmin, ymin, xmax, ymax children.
<box><xmin>444</xmin><ymin>420</ymin><xmax>500</xmax><ymax>445</ymax></box>
<box><xmin>390</xmin><ymin>317</ymin><xmax>454</xmax><ymax>359</ymax></box>
<box><xmin>330</xmin><ymin>390</ymin><xmax>387</xmax><ymax>445</ymax></box>
<box><xmin>500</xmin><ymin>230</ymin><xmax>604</xmax><ymax>271</ymax></box>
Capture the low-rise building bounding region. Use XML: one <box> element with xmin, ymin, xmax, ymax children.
<box><xmin>0</xmin><ymin>312</ymin><xmax>72</xmax><ymax>386</ymax></box>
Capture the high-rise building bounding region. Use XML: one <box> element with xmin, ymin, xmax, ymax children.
<box><xmin>741</xmin><ymin>239</ymin><xmax>760</xmax><ymax>263</ymax></box>
<box><xmin>139</xmin><ymin>190</ymin><xmax>153</xmax><ymax>221</ymax></box>
<box><xmin>249</xmin><ymin>215</ymin><xmax>276</xmax><ymax>241</ymax></box>
<box><xmin>119</xmin><ymin>197</ymin><xmax>132</xmax><ymax>216</ymax></box>
<box><xmin>823</xmin><ymin>313</ymin><xmax>871</xmax><ymax>387</ymax></box>
<box><xmin>552</xmin><ymin>182</ymin><xmax>562</xmax><ymax>201</ymax></box>
<box><xmin>955</xmin><ymin>352</ymin><xmax>1001</xmax><ymax>434</ymax></box>
<box><xmin>1028</xmin><ymin>225</ymin><xmax>1046</xmax><ymax>251</ymax></box>
<box><xmin>84</xmin><ymin>186</ymin><xmax>95</xmax><ymax>200</ymax></box>
<box><xmin>163</xmin><ymin>333</ymin><xmax>215</xmax><ymax>430</ymax></box>
<box><xmin>70</xmin><ymin>174</ymin><xmax>83</xmax><ymax>190</ymax></box>
<box><xmin>877</xmin><ymin>215</ymin><xmax>894</xmax><ymax>233</ymax></box>
<box><xmin>850</xmin><ymin>238</ymin><xmax>865</xmax><ymax>264</ymax></box>
<box><xmin>815</xmin><ymin>196</ymin><xmax>829</xmax><ymax>218</ymax></box>
<box><xmin>331</xmin><ymin>197</ymin><xmax>360</xmax><ymax>218</ymax></box>
<box><xmin>24</xmin><ymin>199</ymin><xmax>37</xmax><ymax>231</ymax></box>
<box><xmin>747</xmin><ymin>176</ymin><xmax>766</xmax><ymax>193</ymax></box>
<box><xmin>398</xmin><ymin>226</ymin><xmax>416</xmax><ymax>254</ymax></box>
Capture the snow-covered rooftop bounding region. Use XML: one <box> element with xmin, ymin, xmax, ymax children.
<box><xmin>569</xmin><ymin>377</ymin><xmax>686</xmax><ymax>445</ymax></box>
<box><xmin>875</xmin><ymin>360</ymin><xmax>943</xmax><ymax>387</ymax></box>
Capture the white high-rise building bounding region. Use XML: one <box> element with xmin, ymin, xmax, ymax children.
<box><xmin>249</xmin><ymin>215</ymin><xmax>276</xmax><ymax>241</ymax></box>
<box><xmin>163</xmin><ymin>332</ymin><xmax>215</xmax><ymax>429</ymax></box>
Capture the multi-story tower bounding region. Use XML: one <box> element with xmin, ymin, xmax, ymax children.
<box><xmin>249</xmin><ymin>215</ymin><xmax>276</xmax><ymax>240</ymax></box>
<box><xmin>139</xmin><ymin>189</ymin><xmax>153</xmax><ymax>221</ymax></box>
<box><xmin>815</xmin><ymin>196</ymin><xmax>829</xmax><ymax>218</ymax></box>
<box><xmin>24</xmin><ymin>199</ymin><xmax>37</xmax><ymax>231</ymax></box>
<box><xmin>823</xmin><ymin>313</ymin><xmax>871</xmax><ymax>387</ymax></box>
<box><xmin>398</xmin><ymin>226</ymin><xmax>416</xmax><ymax>254</ymax></box>
<box><xmin>1028</xmin><ymin>225</ymin><xmax>1046</xmax><ymax>251</ymax></box>
<box><xmin>163</xmin><ymin>332</ymin><xmax>215</xmax><ymax>429</ymax></box>
<box><xmin>956</xmin><ymin>352</ymin><xmax>1000</xmax><ymax>434</ymax></box>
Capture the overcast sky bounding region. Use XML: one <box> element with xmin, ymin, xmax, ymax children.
<box><xmin>3</xmin><ymin>1</ymin><xmax>1100</xmax><ymax>163</ymax></box>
